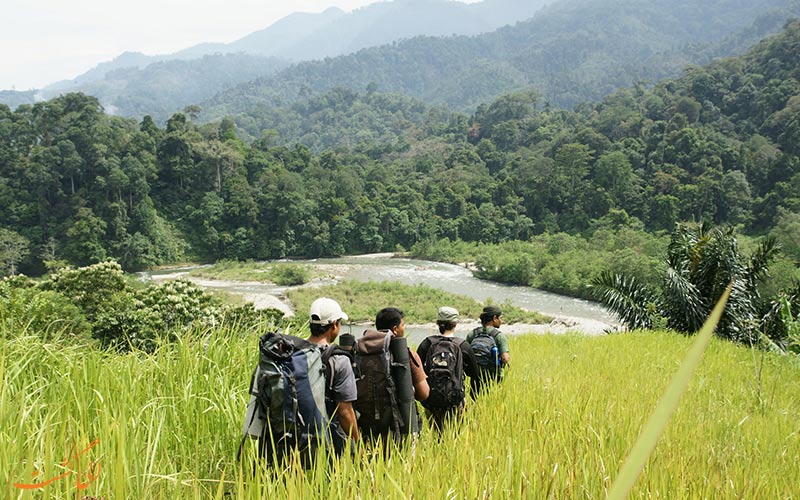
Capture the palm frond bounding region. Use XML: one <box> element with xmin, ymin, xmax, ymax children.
<box><xmin>592</xmin><ymin>271</ymin><xmax>658</xmax><ymax>330</ymax></box>
<box><xmin>748</xmin><ymin>236</ymin><xmax>780</xmax><ymax>285</ymax></box>
<box><xmin>662</xmin><ymin>266</ymin><xmax>706</xmax><ymax>332</ymax></box>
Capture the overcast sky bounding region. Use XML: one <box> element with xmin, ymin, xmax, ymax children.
<box><xmin>1</xmin><ymin>0</ymin><xmax>473</xmax><ymax>91</ymax></box>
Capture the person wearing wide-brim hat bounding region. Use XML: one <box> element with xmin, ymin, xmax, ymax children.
<box><xmin>466</xmin><ymin>305</ymin><xmax>510</xmax><ymax>395</ymax></box>
<box><xmin>416</xmin><ymin>306</ymin><xmax>479</xmax><ymax>431</ymax></box>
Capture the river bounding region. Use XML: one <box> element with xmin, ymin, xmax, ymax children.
<box><xmin>140</xmin><ymin>254</ymin><xmax>618</xmax><ymax>337</ymax></box>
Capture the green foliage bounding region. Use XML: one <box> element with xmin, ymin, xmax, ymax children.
<box><xmin>40</xmin><ymin>261</ymin><xmax>129</xmax><ymax>321</ymax></box>
<box><xmin>188</xmin><ymin>260</ymin><xmax>312</xmax><ymax>285</ymax></box>
<box><xmin>412</xmin><ymin>230</ymin><xmax>666</xmax><ymax>300</ymax></box>
<box><xmin>0</xmin><ymin>282</ymin><xmax>91</xmax><ymax>341</ymax></box>
<box><xmin>266</xmin><ymin>263</ymin><xmax>311</xmax><ymax>286</ymax></box>
<box><xmin>2</xmin><ymin>21</ymin><xmax>800</xmax><ymax>275</ymax></box>
<box><xmin>3</xmin><ymin>260</ymin><xmax>282</xmax><ymax>352</ymax></box>
<box><xmin>609</xmin><ymin>286</ymin><xmax>731</xmax><ymax>499</ymax></box>
<box><xmin>0</xmin><ymin>228</ymin><xmax>30</xmax><ymax>276</ymax></box>
<box><xmin>779</xmin><ymin>297</ymin><xmax>800</xmax><ymax>354</ymax></box>
<box><xmin>593</xmin><ymin>223</ymin><xmax>785</xmax><ymax>344</ymax></box>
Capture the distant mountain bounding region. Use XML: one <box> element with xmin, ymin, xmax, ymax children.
<box><xmin>201</xmin><ymin>0</ymin><xmax>800</xmax><ymax>118</ymax></box>
<box><xmin>56</xmin><ymin>54</ymin><xmax>288</xmax><ymax>121</ymax></box>
<box><xmin>0</xmin><ymin>89</ymin><xmax>38</xmax><ymax>109</ymax></box>
<box><xmin>222</xmin><ymin>7</ymin><xmax>347</xmax><ymax>58</ymax></box>
<box><xmin>0</xmin><ymin>0</ymin><xmax>550</xmax><ymax>117</ymax></box>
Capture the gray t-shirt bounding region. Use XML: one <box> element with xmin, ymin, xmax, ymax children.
<box><xmin>327</xmin><ymin>352</ymin><xmax>358</xmax><ymax>453</ymax></box>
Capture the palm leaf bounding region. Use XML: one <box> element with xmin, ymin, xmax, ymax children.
<box><xmin>661</xmin><ymin>266</ymin><xmax>706</xmax><ymax>332</ymax></box>
<box><xmin>592</xmin><ymin>271</ymin><xmax>658</xmax><ymax>330</ymax></box>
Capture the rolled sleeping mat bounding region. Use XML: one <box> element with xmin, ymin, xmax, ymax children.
<box><xmin>338</xmin><ymin>333</ymin><xmax>356</xmax><ymax>352</ymax></box>
<box><xmin>389</xmin><ymin>336</ymin><xmax>419</xmax><ymax>435</ymax></box>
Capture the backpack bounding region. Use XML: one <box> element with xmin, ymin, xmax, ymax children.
<box><xmin>353</xmin><ymin>330</ymin><xmax>419</xmax><ymax>439</ymax></box>
<box><xmin>421</xmin><ymin>336</ymin><xmax>465</xmax><ymax>410</ymax></box>
<box><xmin>470</xmin><ymin>326</ymin><xmax>500</xmax><ymax>373</ymax></box>
<box><xmin>320</xmin><ymin>344</ymin><xmax>358</xmax><ymax>456</ymax></box>
<box><xmin>240</xmin><ymin>332</ymin><xmax>329</xmax><ymax>465</ymax></box>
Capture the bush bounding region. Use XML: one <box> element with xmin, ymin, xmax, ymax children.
<box><xmin>0</xmin><ymin>286</ymin><xmax>91</xmax><ymax>341</ymax></box>
<box><xmin>267</xmin><ymin>263</ymin><xmax>311</xmax><ymax>286</ymax></box>
<box><xmin>40</xmin><ymin>261</ymin><xmax>129</xmax><ymax>320</ymax></box>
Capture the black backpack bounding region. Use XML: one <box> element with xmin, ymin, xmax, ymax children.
<box><xmin>352</xmin><ymin>330</ymin><xmax>421</xmax><ymax>439</ymax></box>
<box><xmin>240</xmin><ymin>332</ymin><xmax>329</xmax><ymax>465</ymax></box>
<box><xmin>421</xmin><ymin>336</ymin><xmax>465</xmax><ymax>410</ymax></box>
<box><xmin>470</xmin><ymin>326</ymin><xmax>500</xmax><ymax>373</ymax></box>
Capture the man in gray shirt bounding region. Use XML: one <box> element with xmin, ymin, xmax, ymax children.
<box><xmin>308</xmin><ymin>297</ymin><xmax>360</xmax><ymax>455</ymax></box>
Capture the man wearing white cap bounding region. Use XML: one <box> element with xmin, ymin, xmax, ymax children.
<box><xmin>308</xmin><ymin>297</ymin><xmax>360</xmax><ymax>455</ymax></box>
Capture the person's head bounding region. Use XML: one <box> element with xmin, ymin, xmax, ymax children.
<box><xmin>376</xmin><ymin>307</ymin><xmax>405</xmax><ymax>337</ymax></box>
<box><xmin>437</xmin><ymin>306</ymin><xmax>459</xmax><ymax>334</ymax></box>
<box><xmin>479</xmin><ymin>305</ymin><xmax>502</xmax><ymax>327</ymax></box>
<box><xmin>309</xmin><ymin>297</ymin><xmax>349</xmax><ymax>341</ymax></box>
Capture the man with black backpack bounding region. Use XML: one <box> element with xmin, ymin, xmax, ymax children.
<box><xmin>467</xmin><ymin>305</ymin><xmax>510</xmax><ymax>395</ymax></box>
<box><xmin>353</xmin><ymin>307</ymin><xmax>429</xmax><ymax>444</ymax></box>
<box><xmin>416</xmin><ymin>306</ymin><xmax>479</xmax><ymax>430</ymax></box>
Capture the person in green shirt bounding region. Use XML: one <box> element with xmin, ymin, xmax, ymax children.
<box><xmin>466</xmin><ymin>305</ymin><xmax>510</xmax><ymax>395</ymax></box>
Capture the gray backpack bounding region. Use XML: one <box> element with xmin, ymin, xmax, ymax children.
<box><xmin>470</xmin><ymin>326</ymin><xmax>500</xmax><ymax>373</ymax></box>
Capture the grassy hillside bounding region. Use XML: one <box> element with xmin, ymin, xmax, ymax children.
<box><xmin>2</xmin><ymin>326</ymin><xmax>798</xmax><ymax>498</ymax></box>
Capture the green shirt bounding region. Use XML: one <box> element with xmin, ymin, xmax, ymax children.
<box><xmin>466</xmin><ymin>325</ymin><xmax>509</xmax><ymax>354</ymax></box>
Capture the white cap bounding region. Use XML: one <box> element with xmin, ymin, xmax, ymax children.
<box><xmin>309</xmin><ymin>297</ymin><xmax>349</xmax><ymax>325</ymax></box>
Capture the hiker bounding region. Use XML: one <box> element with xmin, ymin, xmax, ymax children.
<box><xmin>240</xmin><ymin>298</ymin><xmax>356</xmax><ymax>466</ymax></box>
<box><xmin>307</xmin><ymin>297</ymin><xmax>360</xmax><ymax>456</ymax></box>
<box><xmin>353</xmin><ymin>307</ymin><xmax>429</xmax><ymax>443</ymax></box>
<box><xmin>416</xmin><ymin>306</ymin><xmax>479</xmax><ymax>431</ymax></box>
<box><xmin>375</xmin><ymin>307</ymin><xmax>429</xmax><ymax>402</ymax></box>
<box><xmin>467</xmin><ymin>305</ymin><xmax>510</xmax><ymax>395</ymax></box>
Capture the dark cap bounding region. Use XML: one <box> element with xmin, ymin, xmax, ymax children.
<box><xmin>482</xmin><ymin>305</ymin><xmax>502</xmax><ymax>317</ymax></box>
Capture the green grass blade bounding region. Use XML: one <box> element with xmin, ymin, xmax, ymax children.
<box><xmin>607</xmin><ymin>284</ymin><xmax>732</xmax><ymax>500</ymax></box>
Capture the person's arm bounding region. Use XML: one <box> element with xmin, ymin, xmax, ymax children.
<box><xmin>335</xmin><ymin>401</ymin><xmax>360</xmax><ymax>442</ymax></box>
<box><xmin>461</xmin><ymin>341</ymin><xmax>479</xmax><ymax>379</ymax></box>
<box><xmin>496</xmin><ymin>332</ymin><xmax>510</xmax><ymax>366</ymax></box>
<box><xmin>414</xmin><ymin>379</ymin><xmax>430</xmax><ymax>401</ymax></box>
<box><xmin>409</xmin><ymin>349</ymin><xmax>430</xmax><ymax>402</ymax></box>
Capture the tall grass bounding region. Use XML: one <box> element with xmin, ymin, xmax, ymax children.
<box><xmin>2</xmin><ymin>323</ymin><xmax>799</xmax><ymax>499</ymax></box>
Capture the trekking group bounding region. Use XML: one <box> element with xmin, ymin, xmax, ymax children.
<box><xmin>240</xmin><ymin>298</ymin><xmax>510</xmax><ymax>465</ymax></box>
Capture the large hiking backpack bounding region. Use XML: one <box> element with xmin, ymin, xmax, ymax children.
<box><xmin>470</xmin><ymin>326</ymin><xmax>500</xmax><ymax>374</ymax></box>
<box><xmin>422</xmin><ymin>336</ymin><xmax>465</xmax><ymax>410</ymax></box>
<box><xmin>353</xmin><ymin>330</ymin><xmax>420</xmax><ymax>439</ymax></box>
<box><xmin>240</xmin><ymin>332</ymin><xmax>329</xmax><ymax>465</ymax></box>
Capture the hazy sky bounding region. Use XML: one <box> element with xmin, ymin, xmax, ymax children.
<box><xmin>1</xmin><ymin>0</ymin><xmax>473</xmax><ymax>91</ymax></box>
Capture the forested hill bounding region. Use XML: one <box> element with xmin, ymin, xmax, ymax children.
<box><xmin>1</xmin><ymin>20</ymin><xmax>799</xmax><ymax>276</ymax></box>
<box><xmin>202</xmin><ymin>0</ymin><xmax>799</xmax><ymax>118</ymax></box>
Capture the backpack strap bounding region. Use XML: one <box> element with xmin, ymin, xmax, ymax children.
<box><xmin>237</xmin><ymin>363</ymin><xmax>260</xmax><ymax>462</ymax></box>
<box><xmin>322</xmin><ymin>344</ymin><xmax>354</xmax><ymax>395</ymax></box>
